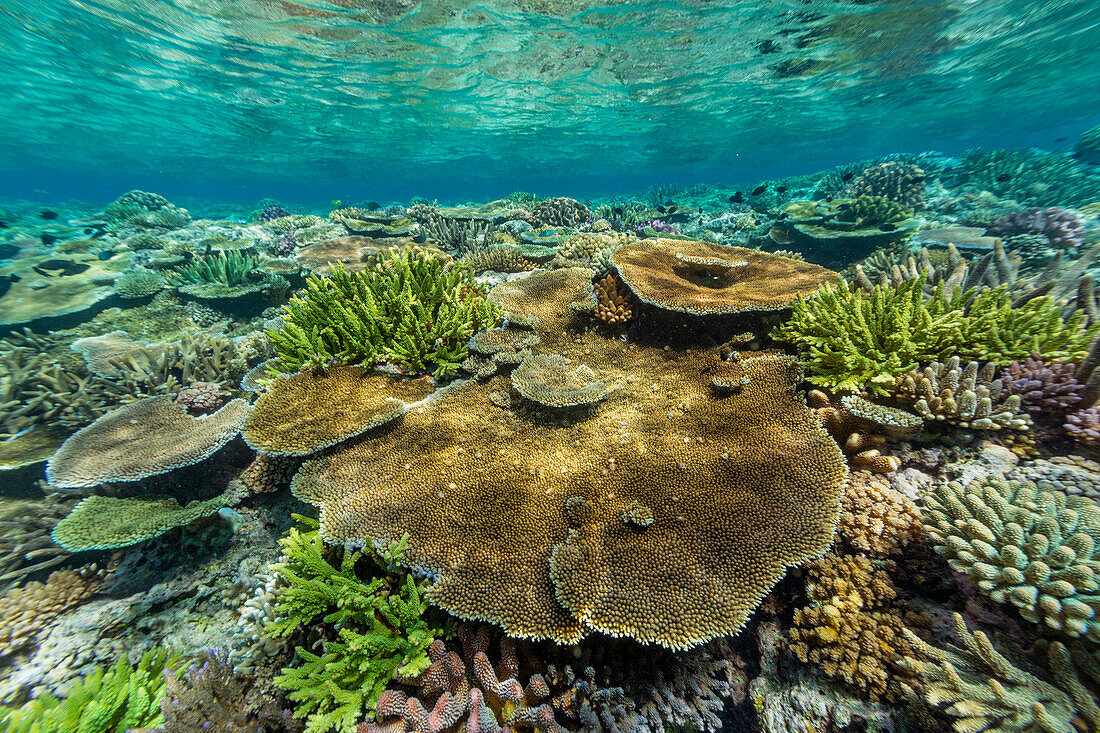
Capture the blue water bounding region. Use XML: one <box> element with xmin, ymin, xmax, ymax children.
<box><xmin>1</xmin><ymin>0</ymin><xmax>1098</xmax><ymax>204</ymax></box>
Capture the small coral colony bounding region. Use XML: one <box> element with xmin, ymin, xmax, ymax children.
<box><xmin>4</xmin><ymin>141</ymin><xmax>1100</xmax><ymax>733</ymax></box>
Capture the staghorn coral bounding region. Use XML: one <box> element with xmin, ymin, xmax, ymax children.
<box><xmin>159</xmin><ymin>651</ymin><xmax>302</xmax><ymax>733</ymax></box>
<box><xmin>988</xmin><ymin>207</ymin><xmax>1085</xmax><ymax>250</ymax></box>
<box><xmin>837</xmin><ymin>471</ymin><xmax>923</xmax><ymax>556</ymax></box>
<box><xmin>291</xmin><ymin>272</ymin><xmax>847</xmax><ymax>649</ymax></box>
<box><xmin>0</xmin><ymin>496</ymin><xmax>74</xmax><ymax>588</ymax></box>
<box><xmin>51</xmin><ymin>485</ymin><xmax>245</xmax><ymax>551</ymax></box>
<box><xmin>900</xmin><ymin>612</ymin><xmax>1100</xmax><ymax>733</ymax></box>
<box><xmin>849</xmin><ymin>161</ymin><xmax>926</xmax><ymax>209</ymax></box>
<box><xmin>1001</xmin><ymin>352</ymin><xmax>1085</xmax><ymax>418</ymax></box>
<box><xmin>593</xmin><ymin>275</ymin><xmax>634</xmax><ymax>325</ymax></box>
<box><xmin>268</xmin><ymin>519</ymin><xmax>448</xmax><ymax>733</ymax></box>
<box><xmin>808</xmin><ymin>390</ymin><xmax>919</xmax><ymax>473</ymax></box>
<box><xmin>895</xmin><ymin>357</ymin><xmax>1031</xmax><ymax>430</ymax></box>
<box><xmin>788</xmin><ymin>552</ymin><xmax>928</xmax><ymax>701</ymax></box>
<box><xmin>922</xmin><ymin>475</ymin><xmax>1100</xmax><ymax>641</ymax></box>
<box><xmin>611</xmin><ymin>239</ymin><xmax>837</xmax><ymax>316</ymax></box>
<box><xmin>1066</xmin><ymin>406</ymin><xmax>1100</xmax><ymax>446</ymax></box>
<box><xmin>461</xmin><ymin>245</ymin><xmax>536</xmax><ymax>273</ymax></box>
<box><xmin>532</xmin><ymin>197</ymin><xmax>591</xmax><ymax>227</ymax></box>
<box><xmin>0</xmin><ymin>566</ymin><xmax>104</xmax><ymax>658</ymax></box>
<box><xmin>46</xmin><ymin>395</ymin><xmax>249</xmax><ymax>488</ymax></box>
<box><xmin>167</xmin><ymin>250</ymin><xmax>259</xmax><ymax>288</ymax></box>
<box><xmin>114</xmin><ymin>268</ymin><xmax>166</xmax><ymax>299</ymax></box>
<box><xmin>243</xmin><ymin>366</ymin><xmax>434</xmax><ymax>457</ymax></box>
<box><xmin>511</xmin><ymin>354</ymin><xmax>610</xmax><ymax>409</ymax></box>
<box><xmin>834</xmin><ymin>195</ymin><xmax>912</xmax><ymax>226</ymax></box>
<box><xmin>0</xmin><ymin>648</ymin><xmax>184</xmax><ymax>732</ymax></box>
<box><xmin>240</xmin><ymin>452</ymin><xmax>302</xmax><ymax>494</ymax></box>
<box><xmin>268</xmin><ymin>247</ymin><xmax>502</xmax><ymax>378</ymax></box>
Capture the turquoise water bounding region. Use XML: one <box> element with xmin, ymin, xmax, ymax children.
<box><xmin>1</xmin><ymin>0</ymin><xmax>1098</xmax><ymax>201</ymax></box>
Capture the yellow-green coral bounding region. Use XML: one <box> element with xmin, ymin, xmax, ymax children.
<box><xmin>922</xmin><ymin>475</ymin><xmax>1100</xmax><ymax>641</ymax></box>
<box><xmin>834</xmin><ymin>195</ymin><xmax>912</xmax><ymax>225</ymax></box>
<box><xmin>0</xmin><ymin>648</ymin><xmax>184</xmax><ymax>733</ymax></box>
<box><xmin>268</xmin><ymin>247</ymin><xmax>502</xmax><ymax>378</ymax></box>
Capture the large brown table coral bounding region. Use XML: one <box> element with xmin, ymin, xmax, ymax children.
<box><xmin>291</xmin><ymin>268</ymin><xmax>847</xmax><ymax>650</ymax></box>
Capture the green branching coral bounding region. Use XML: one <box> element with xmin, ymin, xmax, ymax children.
<box><xmin>774</xmin><ymin>276</ymin><xmax>1099</xmax><ymax>393</ymax></box>
<box><xmin>773</xmin><ymin>277</ymin><xmax>962</xmax><ymax>393</ymax></box>
<box><xmin>268</xmin><ymin>516</ymin><xmax>451</xmax><ymax>733</ymax></box>
<box><xmin>268</xmin><ymin>247</ymin><xmax>502</xmax><ymax>378</ymax></box>
<box><xmin>0</xmin><ymin>648</ymin><xmax>184</xmax><ymax>732</ymax></box>
<box><xmin>167</xmin><ymin>251</ymin><xmax>259</xmax><ymax>287</ymax></box>
<box><xmin>834</xmin><ymin>195</ymin><xmax>912</xmax><ymax>225</ymax></box>
<box><xmin>922</xmin><ymin>476</ymin><xmax>1100</xmax><ymax>641</ymax></box>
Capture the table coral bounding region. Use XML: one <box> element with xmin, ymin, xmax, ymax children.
<box><xmin>292</xmin><ymin>269</ymin><xmax>847</xmax><ymax>649</ymax></box>
<box><xmin>900</xmin><ymin>612</ymin><xmax>1100</xmax><ymax>733</ymax></box>
<box><xmin>242</xmin><ymin>365</ymin><xmax>434</xmax><ymax>457</ymax></box>
<box><xmin>510</xmin><ymin>354</ymin><xmax>609</xmax><ymax>409</ymax></box>
<box><xmin>46</xmin><ymin>395</ymin><xmax>249</xmax><ymax>488</ymax></box>
<box><xmin>895</xmin><ymin>357</ymin><xmax>1030</xmax><ymax>430</ymax></box>
<box><xmin>788</xmin><ymin>552</ymin><xmax>928</xmax><ymax>701</ymax></box>
<box><xmin>611</xmin><ymin>239</ymin><xmax>837</xmax><ymax>316</ymax></box>
<box><xmin>921</xmin><ymin>475</ymin><xmax>1100</xmax><ymax>641</ymax></box>
<box><xmin>837</xmin><ymin>471</ymin><xmax>922</xmax><ymax>556</ymax></box>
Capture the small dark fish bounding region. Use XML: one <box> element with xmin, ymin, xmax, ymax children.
<box><xmin>365</xmin><ymin>201</ymin><xmax>381</xmax><ymax>211</ymax></box>
<box><xmin>879</xmin><ymin>223</ymin><xmax>897</xmax><ymax>232</ymax></box>
<box><xmin>656</xmin><ymin>205</ymin><xmax>667</xmax><ymax>214</ymax></box>
<box><xmin>697</xmin><ymin>207</ymin><xmax>703</xmax><ymax>214</ymax></box>
<box><xmin>0</xmin><ymin>273</ymin><xmax>21</xmax><ymax>282</ymax></box>
<box><xmin>40</xmin><ymin>233</ymin><xmax>58</xmax><ymax>245</ymax></box>
<box><xmin>0</xmin><ymin>243</ymin><xmax>18</xmax><ymax>259</ymax></box>
<box><xmin>836</xmin><ymin>203</ymin><xmax>852</xmax><ymax>211</ymax></box>
<box><xmin>38</xmin><ymin>210</ymin><xmax>58</xmax><ymax>220</ymax></box>
<box><xmin>0</xmin><ymin>221</ymin><xmax>8</xmax><ymax>229</ymax></box>
<box><xmin>752</xmin><ymin>184</ymin><xmax>767</xmax><ymax>196</ymax></box>
<box><xmin>776</xmin><ymin>185</ymin><xmax>788</xmax><ymax>193</ymax></box>
<box><xmin>97</xmin><ymin>249</ymin><xmax>115</xmax><ymax>260</ymax></box>
<box><xmin>841</xmin><ymin>172</ymin><xmax>854</xmax><ymax>182</ymax></box>
<box><xmin>35</xmin><ymin>258</ymin><xmax>89</xmax><ymax>276</ymax></box>
<box><xmin>729</xmin><ymin>192</ymin><xmax>744</xmax><ymax>204</ymax></box>
<box><xmin>1055</xmin><ymin>136</ymin><xmax>1069</xmax><ymax>143</ymax></box>
<box><xmin>996</xmin><ymin>173</ymin><xmax>1011</xmax><ymax>182</ymax></box>
<box><xmin>612</xmin><ymin>206</ymin><xmax>624</xmax><ymax>216</ymax></box>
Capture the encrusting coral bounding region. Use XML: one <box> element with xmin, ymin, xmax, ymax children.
<box><xmin>900</xmin><ymin>612</ymin><xmax>1100</xmax><ymax>733</ymax></box>
<box><xmin>837</xmin><ymin>471</ymin><xmax>923</xmax><ymax>556</ymax></box>
<box><xmin>242</xmin><ymin>365</ymin><xmax>435</xmax><ymax>457</ymax></box>
<box><xmin>291</xmin><ymin>268</ymin><xmax>848</xmax><ymax>650</ymax></box>
<box><xmin>895</xmin><ymin>357</ymin><xmax>1031</xmax><ymax>430</ymax></box>
<box><xmin>611</xmin><ymin>239</ymin><xmax>837</xmax><ymax>316</ymax></box>
<box><xmin>921</xmin><ymin>474</ymin><xmax>1100</xmax><ymax>641</ymax></box>
<box><xmin>45</xmin><ymin>395</ymin><xmax>249</xmax><ymax>488</ymax></box>
<box><xmin>266</xmin><ymin>518</ymin><xmax>449</xmax><ymax>733</ymax></box>
<box><xmin>268</xmin><ymin>247</ymin><xmax>502</xmax><ymax>378</ymax></box>
<box><xmin>788</xmin><ymin>552</ymin><xmax>929</xmax><ymax>701</ymax></box>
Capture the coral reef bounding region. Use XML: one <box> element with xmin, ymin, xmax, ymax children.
<box><xmin>0</xmin><ymin>566</ymin><xmax>104</xmax><ymax>657</ymax></box>
<box><xmin>510</xmin><ymin>354</ymin><xmax>610</xmax><ymax>409</ymax></box>
<box><xmin>611</xmin><ymin>239</ymin><xmax>837</xmax><ymax>316</ymax></box>
<box><xmin>114</xmin><ymin>268</ymin><xmax>167</xmax><ymax>299</ymax></box>
<box><xmin>242</xmin><ymin>366</ymin><xmax>434</xmax><ymax>456</ymax></box>
<box><xmin>46</xmin><ymin>395</ymin><xmax>249</xmax><ymax>488</ymax></box>
<box><xmin>849</xmin><ymin>161</ymin><xmax>926</xmax><ymax>209</ymax></box>
<box><xmin>1076</xmin><ymin>124</ymin><xmax>1100</xmax><ymax>165</ymax></box>
<box><xmin>1001</xmin><ymin>352</ymin><xmax>1085</xmax><ymax>417</ymax></box>
<box><xmin>291</xmin><ymin>274</ymin><xmax>847</xmax><ymax>649</ymax></box>
<box><xmin>593</xmin><ymin>274</ymin><xmax>634</xmax><ymax>325</ymax></box>
<box><xmin>532</xmin><ymin>197</ymin><xmax>591</xmax><ymax>227</ymax></box>
<box><xmin>239</xmin><ymin>452</ymin><xmax>301</xmax><ymax>494</ymax></box>
<box><xmin>789</xmin><ymin>552</ymin><xmax>928</xmax><ymax>700</ymax></box>
<box><xmin>257</xmin><ymin>204</ymin><xmax>293</xmax><ymax>223</ymax></box>
<box><xmin>1066</xmin><ymin>406</ymin><xmax>1100</xmax><ymax>446</ymax></box>
<box><xmin>837</xmin><ymin>471</ymin><xmax>923</xmax><ymax>555</ymax></box>
<box><xmin>895</xmin><ymin>357</ymin><xmax>1030</xmax><ymax>430</ymax></box>
<box><xmin>268</xmin><ymin>247</ymin><xmax>502</xmax><ymax>378</ymax></box>
<box><xmin>988</xmin><ymin>207</ymin><xmax>1085</xmax><ymax>250</ymax></box>
<box><xmin>808</xmin><ymin>390</ymin><xmax>920</xmax><ymax>473</ymax></box>
<box><xmin>900</xmin><ymin>612</ymin><xmax>1100</xmax><ymax>733</ymax></box>
<box><xmin>0</xmin><ymin>496</ymin><xmax>74</xmax><ymax>588</ymax></box>
<box><xmin>945</xmin><ymin>148</ymin><xmax>1100</xmax><ymax>207</ymax></box>
<box><xmin>921</xmin><ymin>474</ymin><xmax>1100</xmax><ymax>640</ymax></box>
<box><xmin>461</xmin><ymin>245</ymin><xmax>536</xmax><ymax>273</ymax></box>
<box><xmin>175</xmin><ymin>381</ymin><xmax>225</xmax><ymax>413</ymax></box>
<box><xmin>1009</xmin><ymin>455</ymin><xmax>1100</xmax><ymax>500</ymax></box>
<box><xmin>834</xmin><ymin>195</ymin><xmax>912</xmax><ymax>226</ymax></box>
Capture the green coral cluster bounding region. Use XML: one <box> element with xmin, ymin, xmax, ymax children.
<box><xmin>268</xmin><ymin>247</ymin><xmax>502</xmax><ymax>378</ymax></box>
<box><xmin>922</xmin><ymin>475</ymin><xmax>1100</xmax><ymax>642</ymax></box>
<box><xmin>0</xmin><ymin>649</ymin><xmax>183</xmax><ymax>732</ymax></box>
<box><xmin>268</xmin><ymin>517</ymin><xmax>450</xmax><ymax>733</ymax></box>
<box><xmin>945</xmin><ymin>148</ymin><xmax>1100</xmax><ymax>207</ymax></box>
<box><xmin>774</xmin><ymin>276</ymin><xmax>1099</xmax><ymax>393</ymax></box>
<box><xmin>834</xmin><ymin>195</ymin><xmax>911</xmax><ymax>225</ymax></box>
<box><xmin>114</xmin><ymin>269</ymin><xmax>166</xmax><ymax>299</ymax></box>
<box><xmin>167</xmin><ymin>251</ymin><xmax>258</xmax><ymax>287</ymax></box>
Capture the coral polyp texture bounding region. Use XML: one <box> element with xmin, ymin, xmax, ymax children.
<box><xmin>807</xmin><ymin>390</ymin><xmax>916</xmax><ymax>473</ymax></box>
<box><xmin>610</xmin><ymin>239</ymin><xmax>837</xmax><ymax>315</ymax></box>
<box><xmin>531</xmin><ymin>197</ymin><xmax>591</xmax><ymax>227</ymax></box>
<box><xmin>242</xmin><ymin>365</ymin><xmax>435</xmax><ymax>456</ymax></box>
<box><xmin>45</xmin><ymin>395</ymin><xmax>249</xmax><ymax>488</ymax></box>
<box><xmin>921</xmin><ymin>475</ymin><xmax>1100</xmax><ymax>641</ymax></box>
<box><xmin>837</xmin><ymin>471</ymin><xmax>923</xmax><ymax>556</ymax></box>
<box><xmin>593</xmin><ymin>274</ymin><xmax>634</xmax><ymax>325</ymax></box>
<box><xmin>510</xmin><ymin>354</ymin><xmax>609</xmax><ymax>408</ymax></box>
<box><xmin>1065</xmin><ymin>406</ymin><xmax>1100</xmax><ymax>445</ymax></box>
<box><xmin>1001</xmin><ymin>352</ymin><xmax>1085</xmax><ymax>417</ymax></box>
<box><xmin>895</xmin><ymin>357</ymin><xmax>1030</xmax><ymax>430</ymax></box>
<box><xmin>291</xmin><ymin>270</ymin><xmax>847</xmax><ymax>650</ymax></box>
<box><xmin>460</xmin><ymin>245</ymin><xmax>536</xmax><ymax>273</ymax></box>
<box><xmin>900</xmin><ymin>612</ymin><xmax>1100</xmax><ymax>733</ymax></box>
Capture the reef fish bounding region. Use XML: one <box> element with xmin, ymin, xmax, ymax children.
<box><xmin>0</xmin><ymin>242</ymin><xmax>19</xmax><ymax>259</ymax></box>
<box><xmin>38</xmin><ymin>210</ymin><xmax>58</xmax><ymax>220</ymax></box>
<box><xmin>0</xmin><ymin>272</ymin><xmax>21</xmax><ymax>298</ymax></box>
<box><xmin>33</xmin><ymin>258</ymin><xmax>90</xmax><ymax>277</ymax></box>
<box><xmin>728</xmin><ymin>192</ymin><xmax>744</xmax><ymax>204</ymax></box>
<box><xmin>751</xmin><ymin>184</ymin><xmax>767</xmax><ymax>195</ymax></box>
<box><xmin>841</xmin><ymin>172</ymin><xmax>854</xmax><ymax>181</ymax></box>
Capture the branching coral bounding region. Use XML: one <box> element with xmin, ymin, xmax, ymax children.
<box><xmin>1001</xmin><ymin>352</ymin><xmax>1085</xmax><ymax>418</ymax></box>
<box><xmin>0</xmin><ymin>566</ymin><xmax>104</xmax><ymax>657</ymax></box>
<box><xmin>0</xmin><ymin>649</ymin><xmax>184</xmax><ymax>732</ymax></box>
<box><xmin>114</xmin><ymin>268</ymin><xmax>166</xmax><ymax>299</ymax></box>
<box><xmin>0</xmin><ymin>496</ymin><xmax>74</xmax><ymax>588</ymax></box>
<box><xmin>895</xmin><ymin>357</ymin><xmax>1030</xmax><ymax>430</ymax></box>
<box><xmin>945</xmin><ymin>148</ymin><xmax>1100</xmax><ymax>207</ymax></box>
<box><xmin>268</xmin><ymin>247</ymin><xmax>502</xmax><ymax>378</ymax></box>
<box><xmin>593</xmin><ymin>275</ymin><xmax>634</xmax><ymax>325</ymax></box>
<box><xmin>808</xmin><ymin>390</ymin><xmax>920</xmax><ymax>473</ymax></box>
<box><xmin>1066</xmin><ymin>406</ymin><xmax>1100</xmax><ymax>446</ymax></box>
<box><xmin>268</xmin><ymin>519</ymin><xmax>449</xmax><ymax>733</ymax></box>
<box><xmin>532</xmin><ymin>197</ymin><xmax>591</xmax><ymax>227</ymax></box>
<box><xmin>900</xmin><ymin>612</ymin><xmax>1100</xmax><ymax>733</ymax></box>
<box><xmin>837</xmin><ymin>471</ymin><xmax>923</xmax><ymax>555</ymax></box>
<box><xmin>461</xmin><ymin>246</ymin><xmax>536</xmax><ymax>273</ymax></box>
<box><xmin>834</xmin><ymin>196</ymin><xmax>912</xmax><ymax>226</ymax></box>
<box><xmin>849</xmin><ymin>161</ymin><xmax>926</xmax><ymax>209</ymax></box>
<box><xmin>240</xmin><ymin>452</ymin><xmax>302</xmax><ymax>494</ymax></box>
<box><xmin>989</xmin><ymin>207</ymin><xmax>1085</xmax><ymax>250</ymax></box>
<box><xmin>788</xmin><ymin>552</ymin><xmax>928</xmax><ymax>701</ymax></box>
<box><xmin>921</xmin><ymin>475</ymin><xmax>1100</xmax><ymax>641</ymax></box>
